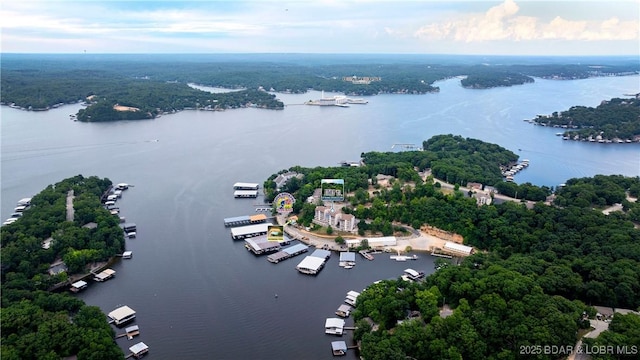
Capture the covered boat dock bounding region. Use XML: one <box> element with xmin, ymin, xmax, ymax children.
<box><xmin>267</xmin><ymin>243</ymin><xmax>309</xmax><ymax>263</ymax></box>
<box><xmin>230</xmin><ymin>223</ymin><xmax>272</xmax><ymax>240</ymax></box>
<box><xmin>223</xmin><ymin>214</ymin><xmax>268</xmax><ymax>227</ymax></box>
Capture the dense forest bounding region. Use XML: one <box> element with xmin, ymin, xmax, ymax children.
<box><xmin>2</xmin><ymin>54</ymin><xmax>638</xmax><ymax>120</ymax></box>
<box><xmin>1</xmin><ymin>175</ymin><xmax>125</xmax><ymax>359</ymax></box>
<box><xmin>264</xmin><ymin>135</ymin><xmax>640</xmax><ymax>359</ymax></box>
<box><xmin>530</xmin><ymin>97</ymin><xmax>640</xmax><ymax>142</ymax></box>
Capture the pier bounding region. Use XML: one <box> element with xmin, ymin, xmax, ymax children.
<box><xmin>230</xmin><ymin>223</ymin><xmax>272</xmax><ymax>240</ymax></box>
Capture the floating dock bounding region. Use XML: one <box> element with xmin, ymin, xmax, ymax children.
<box><xmin>234</xmin><ymin>190</ymin><xmax>258</xmax><ymax>198</ymax></box>
<box><xmin>127</xmin><ymin>342</ymin><xmax>148</xmax><ymax>359</ymax></box>
<box><xmin>345</xmin><ymin>291</ymin><xmax>360</xmax><ymax>306</ymax></box>
<box><xmin>295</xmin><ymin>249</ymin><xmax>331</xmax><ymax>275</ymax></box>
<box><xmin>338</xmin><ymin>252</ymin><xmax>356</xmax><ymax>268</ymax></box>
<box><xmin>233</xmin><ymin>182</ymin><xmax>259</xmax><ymax>190</ymax></box>
<box><xmin>230</xmin><ymin>223</ymin><xmax>272</xmax><ymax>240</ymax></box>
<box><xmin>108</xmin><ymin>305</ymin><xmax>136</xmax><ymax>326</ymax></box>
<box><xmin>93</xmin><ymin>268</ymin><xmax>116</xmax><ymax>282</ymax></box>
<box><xmin>245</xmin><ymin>236</ymin><xmax>282</xmax><ymax>255</ymax></box>
<box><xmin>223</xmin><ymin>214</ymin><xmax>268</xmax><ymax>227</ymax></box>
<box><xmin>69</xmin><ymin>280</ymin><xmax>88</xmax><ymax>293</ymax></box>
<box><xmin>325</xmin><ymin>318</ymin><xmax>346</xmax><ymax>335</ymax></box>
<box><xmin>267</xmin><ymin>243</ymin><xmax>309</xmax><ymax>263</ymax></box>
<box><xmin>335</xmin><ymin>304</ymin><xmax>352</xmax><ymax>318</ymax></box>
<box><xmin>331</xmin><ymin>341</ymin><xmax>348</xmax><ymax>356</ymax></box>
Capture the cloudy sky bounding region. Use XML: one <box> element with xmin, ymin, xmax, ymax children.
<box><xmin>1</xmin><ymin>0</ymin><xmax>638</xmax><ymax>55</ymax></box>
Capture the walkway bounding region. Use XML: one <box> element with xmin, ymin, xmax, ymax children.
<box><xmin>66</xmin><ymin>190</ymin><xmax>74</xmax><ymax>222</ymax></box>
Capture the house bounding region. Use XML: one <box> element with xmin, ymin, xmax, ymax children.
<box><xmin>274</xmin><ymin>171</ymin><xmax>303</xmax><ymax>190</ymax></box>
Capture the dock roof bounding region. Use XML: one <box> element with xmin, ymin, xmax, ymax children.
<box><xmin>339</xmin><ymin>252</ymin><xmax>356</xmax><ymax>262</ymax></box>
<box><xmin>310</xmin><ymin>249</ymin><xmax>331</xmax><ymax>259</ymax></box>
<box><xmin>233</xmin><ymin>182</ymin><xmax>259</xmax><ymax>188</ymax></box>
<box><xmin>245</xmin><ymin>237</ymin><xmax>281</xmax><ymax>252</ymax></box>
<box><xmin>234</xmin><ymin>190</ymin><xmax>258</xmax><ymax>197</ymax></box>
<box><xmin>71</xmin><ymin>280</ymin><xmax>87</xmax><ymax>288</ymax></box>
<box><xmin>404</xmin><ymin>268</ymin><xmax>420</xmax><ymax>277</ymax></box>
<box><xmin>129</xmin><ymin>342</ymin><xmax>148</xmax><ymax>354</ymax></box>
<box><xmin>230</xmin><ymin>223</ymin><xmax>272</xmax><ymax>237</ymax></box>
<box><xmin>283</xmin><ymin>243</ymin><xmax>309</xmax><ymax>255</ymax></box>
<box><xmin>325</xmin><ymin>318</ymin><xmax>345</xmax><ymax>328</ymax></box>
<box><xmin>223</xmin><ymin>215</ymin><xmax>250</xmax><ymax>224</ymax></box>
<box><xmin>108</xmin><ymin>305</ymin><xmax>135</xmax><ymax>322</ymax></box>
<box><xmin>296</xmin><ymin>256</ymin><xmax>325</xmax><ymax>271</ymax></box>
<box><xmin>249</xmin><ymin>213</ymin><xmax>267</xmax><ymax>222</ymax></box>
<box><xmin>331</xmin><ymin>341</ymin><xmax>347</xmax><ymax>352</ymax></box>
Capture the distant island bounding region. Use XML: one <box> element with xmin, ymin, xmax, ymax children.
<box><xmin>1</xmin><ymin>54</ymin><xmax>638</xmax><ymax>121</ymax></box>
<box><xmin>527</xmin><ymin>96</ymin><xmax>640</xmax><ymax>143</ymax></box>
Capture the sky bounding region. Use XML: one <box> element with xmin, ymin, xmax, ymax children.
<box><xmin>1</xmin><ymin>0</ymin><xmax>639</xmax><ymax>56</ymax></box>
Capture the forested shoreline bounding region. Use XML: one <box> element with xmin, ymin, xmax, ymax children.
<box><xmin>2</xmin><ymin>54</ymin><xmax>638</xmax><ymax>122</ymax></box>
<box><xmin>264</xmin><ymin>134</ymin><xmax>640</xmax><ymax>360</ymax></box>
<box><xmin>1</xmin><ymin>176</ymin><xmax>125</xmax><ymax>359</ymax></box>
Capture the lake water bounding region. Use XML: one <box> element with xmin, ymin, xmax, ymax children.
<box><xmin>1</xmin><ymin>75</ymin><xmax>639</xmax><ymax>359</ymax></box>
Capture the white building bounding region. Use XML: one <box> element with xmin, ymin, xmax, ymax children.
<box><xmin>313</xmin><ymin>206</ymin><xmax>358</xmax><ymax>233</ymax></box>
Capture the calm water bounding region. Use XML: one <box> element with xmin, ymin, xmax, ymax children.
<box><xmin>1</xmin><ymin>75</ymin><xmax>639</xmax><ymax>359</ymax></box>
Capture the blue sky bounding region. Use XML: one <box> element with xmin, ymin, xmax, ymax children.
<box><xmin>1</xmin><ymin>0</ymin><xmax>638</xmax><ymax>55</ymax></box>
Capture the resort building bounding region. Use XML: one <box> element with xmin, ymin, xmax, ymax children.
<box><xmin>313</xmin><ymin>207</ymin><xmax>358</xmax><ymax>233</ymax></box>
<box><xmin>274</xmin><ymin>172</ymin><xmax>303</xmax><ymax>190</ymax></box>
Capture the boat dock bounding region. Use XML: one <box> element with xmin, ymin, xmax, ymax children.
<box><xmin>69</xmin><ymin>280</ymin><xmax>88</xmax><ymax>293</ymax></box>
<box><xmin>338</xmin><ymin>252</ymin><xmax>356</xmax><ymax>268</ymax></box>
<box><xmin>230</xmin><ymin>223</ymin><xmax>272</xmax><ymax>240</ymax></box>
<box><xmin>345</xmin><ymin>291</ymin><xmax>360</xmax><ymax>306</ymax></box>
<box><xmin>234</xmin><ymin>190</ymin><xmax>259</xmax><ymax>198</ymax></box>
<box><xmin>233</xmin><ymin>182</ymin><xmax>259</xmax><ymax>190</ymax></box>
<box><xmin>267</xmin><ymin>243</ymin><xmax>309</xmax><ymax>263</ymax></box>
<box><xmin>359</xmin><ymin>250</ymin><xmax>374</xmax><ymax>260</ymax></box>
<box><xmin>108</xmin><ymin>305</ymin><xmax>136</xmax><ymax>326</ymax></box>
<box><xmin>93</xmin><ymin>268</ymin><xmax>116</xmax><ymax>282</ymax></box>
<box><xmin>126</xmin><ymin>342</ymin><xmax>149</xmax><ymax>359</ymax></box>
<box><xmin>244</xmin><ymin>236</ymin><xmax>282</xmax><ymax>255</ymax></box>
<box><xmin>223</xmin><ymin>213</ymin><xmax>268</xmax><ymax>227</ymax></box>
<box><xmin>295</xmin><ymin>249</ymin><xmax>331</xmax><ymax>275</ymax></box>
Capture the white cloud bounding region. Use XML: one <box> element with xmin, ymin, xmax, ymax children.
<box><xmin>413</xmin><ymin>0</ymin><xmax>639</xmax><ymax>43</ymax></box>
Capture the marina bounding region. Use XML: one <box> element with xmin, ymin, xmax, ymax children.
<box><xmin>296</xmin><ymin>248</ymin><xmax>332</xmax><ymax>274</ymax></box>
<box><xmin>267</xmin><ymin>243</ymin><xmax>309</xmax><ymax>263</ymax></box>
